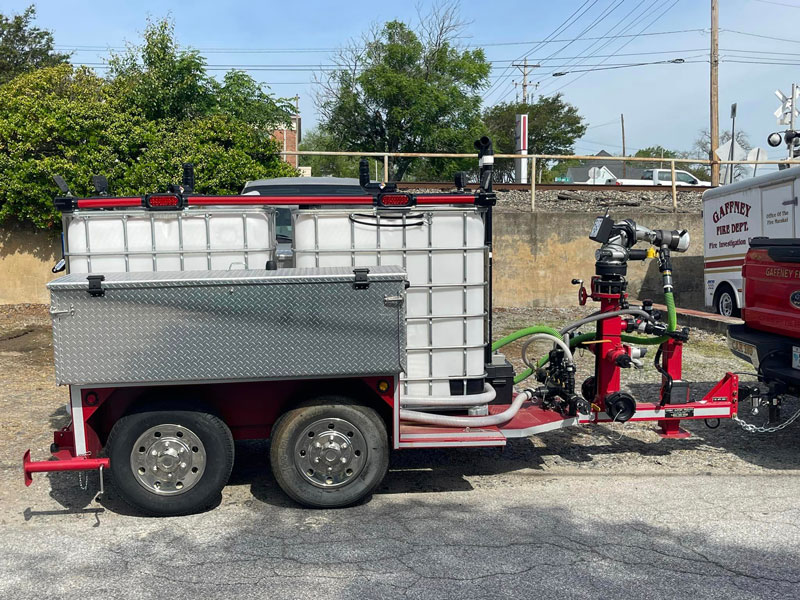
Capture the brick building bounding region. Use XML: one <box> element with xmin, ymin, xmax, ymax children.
<box><xmin>272</xmin><ymin>113</ymin><xmax>301</xmax><ymax>169</ymax></box>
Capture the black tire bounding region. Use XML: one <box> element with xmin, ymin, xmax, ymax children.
<box><xmin>714</xmin><ymin>284</ymin><xmax>740</xmax><ymax>318</ymax></box>
<box><xmin>270</xmin><ymin>396</ymin><xmax>388</xmax><ymax>508</ymax></box>
<box><xmin>106</xmin><ymin>407</ymin><xmax>234</xmax><ymax>517</ymax></box>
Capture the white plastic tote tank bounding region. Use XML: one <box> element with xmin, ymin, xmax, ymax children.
<box><xmin>63</xmin><ymin>207</ymin><xmax>276</xmax><ymax>273</ymax></box>
<box><xmin>293</xmin><ymin>207</ymin><xmax>487</xmax><ymax>396</ymax></box>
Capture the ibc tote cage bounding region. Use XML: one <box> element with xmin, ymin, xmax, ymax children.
<box><xmin>53</xmin><ymin>178</ymin><xmax>499</xmax><ymax>401</ymax></box>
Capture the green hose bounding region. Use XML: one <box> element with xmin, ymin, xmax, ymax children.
<box><xmin>664</xmin><ymin>291</ymin><xmax>677</xmax><ymax>332</ymax></box>
<box><xmin>492</xmin><ymin>325</ymin><xmax>563</xmax><ymax>352</ymax></box>
<box><xmin>502</xmin><ymin>295</ymin><xmax>679</xmax><ymax>384</ymax></box>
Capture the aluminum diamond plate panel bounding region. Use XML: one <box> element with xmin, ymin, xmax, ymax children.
<box><xmin>49</xmin><ymin>266</ymin><xmax>407</xmax><ymax>386</ymax></box>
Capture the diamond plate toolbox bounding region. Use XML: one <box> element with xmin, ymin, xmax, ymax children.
<box><xmin>48</xmin><ymin>266</ymin><xmax>407</xmax><ymax>385</ymax></box>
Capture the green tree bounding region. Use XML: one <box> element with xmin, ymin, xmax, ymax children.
<box><xmin>298</xmin><ymin>128</ymin><xmax>361</xmax><ymax>178</ymax></box>
<box><xmin>0</xmin><ymin>5</ymin><xmax>69</xmax><ymax>85</ymax></box>
<box><xmin>693</xmin><ymin>128</ymin><xmax>752</xmax><ymax>181</ymax></box>
<box><xmin>483</xmin><ymin>95</ymin><xmax>587</xmax><ymax>182</ymax></box>
<box><xmin>632</xmin><ymin>145</ymin><xmax>707</xmax><ymax>182</ymax></box>
<box><xmin>0</xmin><ymin>18</ymin><xmax>298</xmax><ymax>229</ymax></box>
<box><xmin>0</xmin><ymin>65</ymin><xmax>151</xmax><ymax>228</ymax></box>
<box><xmin>633</xmin><ymin>146</ymin><xmax>679</xmax><ymax>168</ymax></box>
<box><xmin>109</xmin><ymin>18</ymin><xmax>293</xmax><ymax>128</ymax></box>
<box><xmin>316</xmin><ymin>3</ymin><xmax>490</xmax><ymax>181</ymax></box>
<box><xmin>124</xmin><ymin>114</ymin><xmax>297</xmax><ymax>194</ymax></box>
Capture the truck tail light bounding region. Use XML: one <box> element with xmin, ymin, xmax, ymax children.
<box><xmin>145</xmin><ymin>194</ymin><xmax>183</xmax><ymax>210</ymax></box>
<box><xmin>376</xmin><ymin>193</ymin><xmax>415</xmax><ymax>208</ymax></box>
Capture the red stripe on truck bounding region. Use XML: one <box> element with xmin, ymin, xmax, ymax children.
<box><xmin>704</xmin><ymin>258</ymin><xmax>745</xmax><ymax>269</ymax></box>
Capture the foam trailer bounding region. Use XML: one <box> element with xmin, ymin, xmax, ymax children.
<box><xmin>24</xmin><ymin>142</ymin><xmax>740</xmax><ymax>515</ymax></box>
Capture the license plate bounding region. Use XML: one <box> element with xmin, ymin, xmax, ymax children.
<box><xmin>793</xmin><ymin>346</ymin><xmax>800</xmax><ymax>371</ymax></box>
<box><xmin>728</xmin><ymin>337</ymin><xmax>759</xmax><ymax>368</ymax></box>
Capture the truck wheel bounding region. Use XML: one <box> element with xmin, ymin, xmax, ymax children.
<box><xmin>270</xmin><ymin>397</ymin><xmax>388</xmax><ymax>508</ymax></box>
<box><xmin>714</xmin><ymin>285</ymin><xmax>740</xmax><ymax>318</ymax></box>
<box><xmin>106</xmin><ymin>408</ymin><xmax>234</xmax><ymax>516</ymax></box>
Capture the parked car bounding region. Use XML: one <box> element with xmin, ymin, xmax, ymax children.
<box><xmin>612</xmin><ymin>169</ymin><xmax>711</xmax><ymax>187</ymax></box>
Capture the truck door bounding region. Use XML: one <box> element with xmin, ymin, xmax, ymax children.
<box><xmin>761</xmin><ymin>181</ymin><xmax>795</xmax><ymax>238</ymax></box>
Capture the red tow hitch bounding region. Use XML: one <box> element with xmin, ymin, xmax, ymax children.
<box><xmin>23</xmin><ymin>449</ymin><xmax>109</xmax><ymax>486</ymax></box>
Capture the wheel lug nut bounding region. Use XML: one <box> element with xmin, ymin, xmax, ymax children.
<box><xmin>180</xmin><ymin>462</ymin><xmax>187</xmax><ymax>469</ymax></box>
<box><xmin>341</xmin><ymin>443</ymin><xmax>348</xmax><ymax>449</ymax></box>
<box><xmin>314</xmin><ymin>442</ymin><xmax>322</xmax><ymax>449</ymax></box>
<box><xmin>327</xmin><ymin>467</ymin><xmax>333</xmax><ymax>472</ymax></box>
<box><xmin>314</xmin><ymin>457</ymin><xmax>320</xmax><ymax>463</ymax></box>
<box><xmin>340</xmin><ymin>457</ymin><xmax>347</xmax><ymax>463</ymax></box>
<box><xmin>151</xmin><ymin>450</ymin><xmax>157</xmax><ymax>456</ymax></box>
<box><xmin>152</xmin><ymin>465</ymin><xmax>158</xmax><ymax>472</ymax></box>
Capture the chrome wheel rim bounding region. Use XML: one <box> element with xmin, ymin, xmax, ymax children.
<box><xmin>720</xmin><ymin>292</ymin><xmax>733</xmax><ymax>317</ymax></box>
<box><xmin>294</xmin><ymin>418</ymin><xmax>367</xmax><ymax>488</ymax></box>
<box><xmin>130</xmin><ymin>424</ymin><xmax>206</xmax><ymax>496</ymax></box>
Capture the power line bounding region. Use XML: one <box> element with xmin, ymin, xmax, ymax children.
<box><xmin>586</xmin><ymin>119</ymin><xmax>619</xmax><ymax>129</ymax></box>
<box><xmin>535</xmin><ymin>0</ymin><xmax>661</xmax><ymax>95</ymax></box>
<box><xmin>54</xmin><ymin>28</ymin><xmax>706</xmax><ymax>54</ymax></box>
<box><xmin>546</xmin><ymin>0</ymin><xmax>682</xmax><ymax>96</ymax></box>
<box><xmin>536</xmin><ymin>0</ymin><xmax>654</xmax><ymax>89</ymax></box>
<box><xmin>752</xmin><ymin>0</ymin><xmax>800</xmax><ymax>7</ymax></box>
<box><xmin>552</xmin><ymin>57</ymin><xmax>704</xmax><ymax>76</ymax></box>
<box><xmin>723</xmin><ymin>28</ymin><xmax>800</xmax><ymax>44</ymax></box>
<box><xmin>497</xmin><ymin>0</ymin><xmax>630</xmax><ymax>103</ymax></box>
<box><xmin>483</xmin><ymin>0</ymin><xmax>598</xmax><ymax>101</ymax></box>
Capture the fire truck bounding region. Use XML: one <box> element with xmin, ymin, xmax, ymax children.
<box><xmin>24</xmin><ymin>138</ymin><xmax>740</xmax><ymax>516</ymax></box>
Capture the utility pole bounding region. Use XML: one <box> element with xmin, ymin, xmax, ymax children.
<box><xmin>512</xmin><ymin>59</ymin><xmax>540</xmax><ymax>104</ymax></box>
<box><xmin>522</xmin><ymin>58</ymin><xmax>528</xmax><ymax>103</ymax></box>
<box><xmin>710</xmin><ymin>0</ymin><xmax>720</xmax><ymax>186</ymax></box>
<box><xmin>620</xmin><ymin>113</ymin><xmax>626</xmax><ymax>178</ymax></box>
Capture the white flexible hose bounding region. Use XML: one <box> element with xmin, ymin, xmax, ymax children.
<box><xmin>400</xmin><ymin>384</ymin><xmax>497</xmax><ymax>407</ymax></box>
<box><xmin>400</xmin><ymin>390</ymin><xmax>533</xmax><ymax>427</ymax></box>
<box><xmin>520</xmin><ymin>333</ymin><xmax>574</xmax><ymax>370</ymax></box>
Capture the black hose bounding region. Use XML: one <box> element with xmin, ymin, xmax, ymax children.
<box><xmin>653</xmin><ymin>345</ymin><xmax>673</xmax><ymax>407</ymax></box>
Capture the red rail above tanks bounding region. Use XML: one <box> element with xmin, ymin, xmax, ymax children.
<box><xmin>55</xmin><ymin>192</ymin><xmax>486</xmax><ymax>212</ymax></box>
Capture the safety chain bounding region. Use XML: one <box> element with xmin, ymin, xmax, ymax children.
<box><xmin>732</xmin><ymin>406</ymin><xmax>800</xmax><ymax>433</ymax></box>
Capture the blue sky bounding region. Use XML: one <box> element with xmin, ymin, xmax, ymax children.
<box><xmin>10</xmin><ymin>0</ymin><xmax>800</xmax><ymax>162</ymax></box>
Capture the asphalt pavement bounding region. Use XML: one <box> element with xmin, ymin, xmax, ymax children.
<box><xmin>3</xmin><ymin>454</ymin><xmax>799</xmax><ymax>600</ymax></box>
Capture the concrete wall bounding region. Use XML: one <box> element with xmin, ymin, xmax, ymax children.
<box><xmin>0</xmin><ymin>224</ymin><xmax>61</xmax><ymax>304</ymax></box>
<box><xmin>0</xmin><ymin>211</ymin><xmax>706</xmax><ymax>309</ymax></box>
<box><xmin>492</xmin><ymin>211</ymin><xmax>705</xmax><ymax>309</ymax></box>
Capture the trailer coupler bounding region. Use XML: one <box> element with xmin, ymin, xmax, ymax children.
<box><xmin>23</xmin><ymin>449</ymin><xmax>109</xmax><ymax>487</ymax></box>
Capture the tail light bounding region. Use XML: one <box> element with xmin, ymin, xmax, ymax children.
<box><xmin>376</xmin><ymin>193</ymin><xmax>415</xmax><ymax>208</ymax></box>
<box><xmin>145</xmin><ymin>194</ymin><xmax>184</xmax><ymax>210</ymax></box>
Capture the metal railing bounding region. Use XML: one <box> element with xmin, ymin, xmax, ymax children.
<box><xmin>281</xmin><ymin>150</ymin><xmax>800</xmax><ymax>212</ymax></box>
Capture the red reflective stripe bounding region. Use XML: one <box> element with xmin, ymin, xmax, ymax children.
<box><xmin>186</xmin><ymin>195</ymin><xmax>373</xmax><ymax>206</ymax></box>
<box><xmin>73</xmin><ymin>193</ymin><xmax>477</xmax><ymax>209</ymax></box>
<box><xmin>76</xmin><ymin>197</ymin><xmax>142</xmax><ymax>209</ymax></box>
<box><xmin>704</xmin><ymin>258</ymin><xmax>745</xmax><ymax>269</ymax></box>
<box><xmin>415</xmin><ymin>195</ymin><xmax>476</xmax><ymax>205</ymax></box>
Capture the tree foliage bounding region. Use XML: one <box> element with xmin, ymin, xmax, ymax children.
<box><xmin>483</xmin><ymin>95</ymin><xmax>587</xmax><ymax>181</ymax></box>
<box><xmin>0</xmin><ymin>5</ymin><xmax>69</xmax><ymax>85</ymax></box>
<box><xmin>298</xmin><ymin>128</ymin><xmax>361</xmax><ymax>178</ymax></box>
<box><xmin>315</xmin><ymin>3</ymin><xmax>490</xmax><ymax>180</ymax></box>
<box><xmin>0</xmin><ymin>17</ymin><xmax>297</xmax><ymax>229</ymax></box>
<box><xmin>693</xmin><ymin>128</ymin><xmax>752</xmax><ymax>181</ymax></box>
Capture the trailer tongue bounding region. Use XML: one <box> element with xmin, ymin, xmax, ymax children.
<box><xmin>24</xmin><ymin>139</ymin><xmax>739</xmax><ymax>516</ymax></box>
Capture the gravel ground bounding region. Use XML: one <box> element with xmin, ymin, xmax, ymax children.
<box><xmin>408</xmin><ymin>188</ymin><xmax>705</xmax><ymax>213</ymax></box>
<box><xmin>2</xmin><ymin>304</ymin><xmax>800</xmax><ymax>599</ymax></box>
